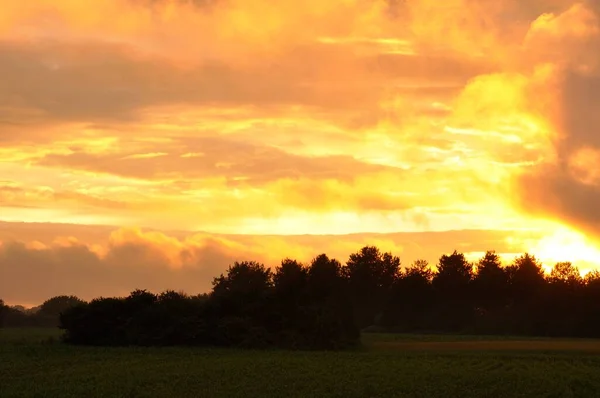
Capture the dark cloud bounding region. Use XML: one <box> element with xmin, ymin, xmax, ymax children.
<box><xmin>556</xmin><ymin>69</ymin><xmax>600</xmax><ymax>154</ymax></box>
<box><xmin>514</xmin><ymin>4</ymin><xmax>600</xmax><ymax>237</ymax></box>
<box><xmin>0</xmin><ymin>237</ymin><xmax>242</xmax><ymax>305</ymax></box>
<box><xmin>517</xmin><ymin>164</ymin><xmax>600</xmax><ymax>235</ymax></box>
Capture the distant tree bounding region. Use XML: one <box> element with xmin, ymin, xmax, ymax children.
<box><xmin>381</xmin><ymin>259</ymin><xmax>434</xmax><ymax>331</ymax></box>
<box><xmin>472</xmin><ymin>251</ymin><xmax>509</xmax><ymax>333</ymax></box>
<box><xmin>306</xmin><ymin>254</ymin><xmax>344</xmax><ymax>300</ymax></box>
<box><xmin>272</xmin><ymin>259</ymin><xmax>309</xmax><ymax>348</ymax></box>
<box><xmin>305</xmin><ymin>254</ymin><xmax>359</xmax><ymax>349</ymax></box>
<box><xmin>506</xmin><ymin>253</ymin><xmax>546</xmax><ymax>335</ymax></box>
<box><xmin>210</xmin><ymin>261</ymin><xmax>273</xmax><ymax>347</ymax></box>
<box><xmin>544</xmin><ymin>262</ymin><xmax>584</xmax><ymax>336</ymax></box>
<box><xmin>509</xmin><ymin>253</ymin><xmax>544</xmax><ymax>295</ymax></box>
<box><xmin>211</xmin><ymin>261</ymin><xmax>272</xmax><ymax>311</ymax></box>
<box><xmin>274</xmin><ymin>258</ymin><xmax>309</xmax><ymax>298</ymax></box>
<box><xmin>432</xmin><ymin>251</ymin><xmax>474</xmax><ymax>332</ymax></box>
<box><xmin>273</xmin><ymin>258</ymin><xmax>308</xmax><ymax>314</ymax></box>
<box><xmin>0</xmin><ymin>299</ymin><xmax>5</xmax><ymax>328</ymax></box>
<box><xmin>125</xmin><ymin>290</ymin><xmax>157</xmax><ymax>311</ymax></box>
<box><xmin>345</xmin><ymin>246</ymin><xmax>401</xmax><ymax>327</ymax></box>
<box><xmin>36</xmin><ymin>295</ymin><xmax>86</xmax><ymax>327</ymax></box>
<box><xmin>549</xmin><ymin>262</ymin><xmax>582</xmax><ymax>286</ymax></box>
<box><xmin>507</xmin><ymin>253</ymin><xmax>545</xmax><ymax>297</ymax></box>
<box><xmin>474</xmin><ymin>251</ymin><xmax>507</xmax><ymax>302</ymax></box>
<box><xmin>581</xmin><ymin>271</ymin><xmax>600</xmax><ymax>336</ymax></box>
<box><xmin>39</xmin><ymin>295</ymin><xmax>86</xmax><ymax>317</ymax></box>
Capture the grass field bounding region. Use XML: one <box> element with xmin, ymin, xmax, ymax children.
<box><xmin>3</xmin><ymin>329</ymin><xmax>600</xmax><ymax>397</ymax></box>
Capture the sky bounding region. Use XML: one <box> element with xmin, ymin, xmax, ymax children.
<box><xmin>1</xmin><ymin>0</ymin><xmax>600</xmax><ymax>305</ymax></box>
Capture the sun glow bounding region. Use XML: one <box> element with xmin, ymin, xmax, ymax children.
<box><xmin>530</xmin><ymin>227</ymin><xmax>600</xmax><ymax>274</ymax></box>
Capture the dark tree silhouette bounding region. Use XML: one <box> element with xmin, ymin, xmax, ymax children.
<box><xmin>306</xmin><ymin>254</ymin><xmax>344</xmax><ymax>300</ymax></box>
<box><xmin>381</xmin><ymin>259</ymin><xmax>434</xmax><ymax>331</ymax></box>
<box><xmin>432</xmin><ymin>251</ymin><xmax>474</xmax><ymax>332</ymax></box>
<box><xmin>272</xmin><ymin>259</ymin><xmax>309</xmax><ymax>347</ymax></box>
<box><xmin>345</xmin><ymin>246</ymin><xmax>401</xmax><ymax>328</ymax></box>
<box><xmin>300</xmin><ymin>254</ymin><xmax>360</xmax><ymax>349</ymax></box>
<box><xmin>474</xmin><ymin>251</ymin><xmax>507</xmax><ymax>308</ymax></box>
<box><xmin>506</xmin><ymin>253</ymin><xmax>546</xmax><ymax>335</ymax></box>
<box><xmin>209</xmin><ymin>261</ymin><xmax>273</xmax><ymax>347</ymax></box>
<box><xmin>37</xmin><ymin>295</ymin><xmax>86</xmax><ymax>327</ymax></box>
<box><xmin>61</xmin><ymin>256</ymin><xmax>359</xmax><ymax>349</ymax></box>
<box><xmin>544</xmin><ymin>262</ymin><xmax>584</xmax><ymax>336</ymax></box>
<box><xmin>581</xmin><ymin>271</ymin><xmax>600</xmax><ymax>337</ymax></box>
<box><xmin>0</xmin><ymin>299</ymin><xmax>5</xmax><ymax>328</ymax></box>
<box><xmin>472</xmin><ymin>251</ymin><xmax>509</xmax><ymax>332</ymax></box>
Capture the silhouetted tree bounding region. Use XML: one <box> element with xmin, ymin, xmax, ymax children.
<box><xmin>209</xmin><ymin>261</ymin><xmax>273</xmax><ymax>347</ymax></box>
<box><xmin>472</xmin><ymin>251</ymin><xmax>509</xmax><ymax>333</ymax></box>
<box><xmin>345</xmin><ymin>246</ymin><xmax>401</xmax><ymax>328</ymax></box>
<box><xmin>432</xmin><ymin>251</ymin><xmax>474</xmax><ymax>332</ymax></box>
<box><xmin>274</xmin><ymin>258</ymin><xmax>309</xmax><ymax>299</ymax></box>
<box><xmin>543</xmin><ymin>262</ymin><xmax>585</xmax><ymax>336</ymax></box>
<box><xmin>0</xmin><ymin>299</ymin><xmax>5</xmax><ymax>328</ymax></box>
<box><xmin>381</xmin><ymin>259</ymin><xmax>434</xmax><ymax>331</ymax></box>
<box><xmin>507</xmin><ymin>253</ymin><xmax>545</xmax><ymax>299</ymax></box>
<box><xmin>37</xmin><ymin>295</ymin><xmax>86</xmax><ymax>327</ymax></box>
<box><xmin>474</xmin><ymin>251</ymin><xmax>507</xmax><ymax>308</ymax></box>
<box><xmin>306</xmin><ymin>254</ymin><xmax>344</xmax><ymax>300</ymax></box>
<box><xmin>506</xmin><ymin>253</ymin><xmax>546</xmax><ymax>335</ymax></box>
<box><xmin>581</xmin><ymin>271</ymin><xmax>600</xmax><ymax>336</ymax></box>
<box><xmin>304</xmin><ymin>254</ymin><xmax>359</xmax><ymax>349</ymax></box>
<box><xmin>272</xmin><ymin>259</ymin><xmax>309</xmax><ymax>347</ymax></box>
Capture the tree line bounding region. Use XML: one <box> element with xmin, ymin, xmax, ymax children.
<box><xmin>2</xmin><ymin>246</ymin><xmax>600</xmax><ymax>349</ymax></box>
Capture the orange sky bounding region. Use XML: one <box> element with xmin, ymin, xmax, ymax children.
<box><xmin>1</xmin><ymin>0</ymin><xmax>600</xmax><ymax>305</ymax></box>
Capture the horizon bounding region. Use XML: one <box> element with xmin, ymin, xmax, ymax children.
<box><xmin>2</xmin><ymin>0</ymin><xmax>600</xmax><ymax>305</ymax></box>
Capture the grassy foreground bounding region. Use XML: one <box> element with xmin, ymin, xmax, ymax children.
<box><xmin>3</xmin><ymin>329</ymin><xmax>600</xmax><ymax>397</ymax></box>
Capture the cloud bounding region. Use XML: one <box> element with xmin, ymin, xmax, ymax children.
<box><xmin>36</xmin><ymin>136</ymin><xmax>394</xmax><ymax>183</ymax></box>
<box><xmin>510</xmin><ymin>2</ymin><xmax>600</xmax><ymax>237</ymax></box>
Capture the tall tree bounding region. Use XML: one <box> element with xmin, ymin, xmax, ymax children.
<box><xmin>473</xmin><ymin>251</ymin><xmax>508</xmax><ymax>310</ymax></box>
<box><xmin>274</xmin><ymin>258</ymin><xmax>308</xmax><ymax>299</ymax></box>
<box><xmin>507</xmin><ymin>253</ymin><xmax>545</xmax><ymax>301</ymax></box>
<box><xmin>549</xmin><ymin>262</ymin><xmax>582</xmax><ymax>286</ymax></box>
<box><xmin>305</xmin><ymin>254</ymin><xmax>359</xmax><ymax>348</ymax></box>
<box><xmin>211</xmin><ymin>261</ymin><xmax>273</xmax><ymax>316</ymax></box>
<box><xmin>37</xmin><ymin>295</ymin><xmax>86</xmax><ymax>327</ymax></box>
<box><xmin>545</xmin><ymin>262</ymin><xmax>584</xmax><ymax>336</ymax></box>
<box><xmin>0</xmin><ymin>299</ymin><xmax>5</xmax><ymax>328</ymax></box>
<box><xmin>345</xmin><ymin>246</ymin><xmax>401</xmax><ymax>327</ymax></box>
<box><xmin>381</xmin><ymin>259</ymin><xmax>433</xmax><ymax>331</ymax></box>
<box><xmin>272</xmin><ymin>258</ymin><xmax>309</xmax><ymax>344</ymax></box>
<box><xmin>472</xmin><ymin>251</ymin><xmax>509</xmax><ymax>333</ymax></box>
<box><xmin>432</xmin><ymin>251</ymin><xmax>474</xmax><ymax>331</ymax></box>
<box><xmin>582</xmin><ymin>271</ymin><xmax>600</xmax><ymax>337</ymax></box>
<box><xmin>506</xmin><ymin>253</ymin><xmax>546</xmax><ymax>335</ymax></box>
<box><xmin>307</xmin><ymin>254</ymin><xmax>344</xmax><ymax>300</ymax></box>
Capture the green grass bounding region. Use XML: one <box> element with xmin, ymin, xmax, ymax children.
<box><xmin>3</xmin><ymin>329</ymin><xmax>600</xmax><ymax>397</ymax></box>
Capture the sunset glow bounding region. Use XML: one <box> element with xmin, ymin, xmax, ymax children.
<box><xmin>1</xmin><ymin>0</ymin><xmax>600</xmax><ymax>304</ymax></box>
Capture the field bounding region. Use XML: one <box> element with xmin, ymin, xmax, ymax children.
<box><xmin>3</xmin><ymin>329</ymin><xmax>600</xmax><ymax>397</ymax></box>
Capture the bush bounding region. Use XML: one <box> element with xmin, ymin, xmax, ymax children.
<box><xmin>60</xmin><ymin>259</ymin><xmax>360</xmax><ymax>350</ymax></box>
